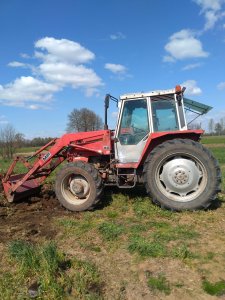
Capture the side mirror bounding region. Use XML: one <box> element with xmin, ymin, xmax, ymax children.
<box><xmin>105</xmin><ymin>94</ymin><xmax>110</xmax><ymax>109</ymax></box>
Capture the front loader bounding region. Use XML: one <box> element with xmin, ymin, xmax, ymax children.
<box><xmin>0</xmin><ymin>85</ymin><xmax>221</xmax><ymax>211</ymax></box>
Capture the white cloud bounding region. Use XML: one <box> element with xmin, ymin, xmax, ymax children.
<box><xmin>0</xmin><ymin>76</ymin><xmax>59</xmax><ymax>107</ymax></box>
<box><xmin>39</xmin><ymin>63</ymin><xmax>102</xmax><ymax>89</ymax></box>
<box><xmin>0</xmin><ymin>37</ymin><xmax>103</xmax><ymax>108</ymax></box>
<box><xmin>35</xmin><ymin>37</ymin><xmax>103</xmax><ymax>95</ymax></box>
<box><xmin>28</xmin><ymin>104</ymin><xmax>43</xmax><ymax>110</ymax></box>
<box><xmin>163</xmin><ymin>55</ymin><xmax>175</xmax><ymax>63</ymax></box>
<box><xmin>35</xmin><ymin>37</ymin><xmax>95</xmax><ymax>64</ymax></box>
<box><xmin>20</xmin><ymin>53</ymin><xmax>31</xmax><ymax>59</ymax></box>
<box><xmin>104</xmin><ymin>63</ymin><xmax>127</xmax><ymax>74</ymax></box>
<box><xmin>204</xmin><ymin>10</ymin><xmax>219</xmax><ymax>30</ymax></box>
<box><xmin>164</xmin><ymin>29</ymin><xmax>209</xmax><ymax>62</ymax></box>
<box><xmin>8</xmin><ymin>61</ymin><xmax>38</xmax><ymax>75</ymax></box>
<box><xmin>182</xmin><ymin>63</ymin><xmax>202</xmax><ymax>70</ymax></box>
<box><xmin>182</xmin><ymin>80</ymin><xmax>202</xmax><ymax>95</ymax></box>
<box><xmin>194</xmin><ymin>0</ymin><xmax>225</xmax><ymax>30</ymax></box>
<box><xmin>217</xmin><ymin>81</ymin><xmax>225</xmax><ymax>89</ymax></box>
<box><xmin>110</xmin><ymin>32</ymin><xmax>126</xmax><ymax>40</ymax></box>
<box><xmin>0</xmin><ymin>115</ymin><xmax>9</xmax><ymax>125</ymax></box>
<box><xmin>194</xmin><ymin>0</ymin><xmax>222</xmax><ymax>12</ymax></box>
<box><xmin>8</xmin><ymin>61</ymin><xmax>26</xmax><ymax>67</ymax></box>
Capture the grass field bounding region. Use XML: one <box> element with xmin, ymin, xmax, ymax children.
<box><xmin>201</xmin><ymin>135</ymin><xmax>225</xmax><ymax>145</ymax></box>
<box><xmin>15</xmin><ymin>146</ymin><xmax>39</xmax><ymax>153</ymax></box>
<box><xmin>0</xmin><ymin>135</ymin><xmax>225</xmax><ymax>299</ymax></box>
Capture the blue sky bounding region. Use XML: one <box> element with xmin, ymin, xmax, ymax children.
<box><xmin>0</xmin><ymin>0</ymin><xmax>225</xmax><ymax>138</ymax></box>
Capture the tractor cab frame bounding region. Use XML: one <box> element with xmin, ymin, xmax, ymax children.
<box><xmin>114</xmin><ymin>86</ymin><xmax>187</xmax><ymax>163</ymax></box>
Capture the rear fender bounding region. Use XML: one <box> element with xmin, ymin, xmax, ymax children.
<box><xmin>137</xmin><ymin>130</ymin><xmax>203</xmax><ymax>168</ymax></box>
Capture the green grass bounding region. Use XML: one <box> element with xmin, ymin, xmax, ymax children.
<box><xmin>58</xmin><ymin>218</ymin><xmax>96</xmax><ymax>237</ymax></box>
<box><xmin>0</xmin><ymin>240</ymin><xmax>104</xmax><ymax>300</ymax></box>
<box><xmin>15</xmin><ymin>146</ymin><xmax>39</xmax><ymax>153</ymax></box>
<box><xmin>202</xmin><ymin>135</ymin><xmax>225</xmax><ymax>144</ymax></box>
<box><xmin>132</xmin><ymin>196</ymin><xmax>174</xmax><ymax>219</ymax></box>
<box><xmin>98</xmin><ymin>222</ymin><xmax>125</xmax><ymax>241</ymax></box>
<box><xmin>128</xmin><ymin>236</ymin><xmax>168</xmax><ymax>258</ymax></box>
<box><xmin>0</xmin><ymin>158</ymin><xmax>27</xmax><ymax>174</ymax></box>
<box><xmin>201</xmin><ymin>138</ymin><xmax>225</xmax><ymax>191</ymax></box>
<box><xmin>8</xmin><ymin>240</ymin><xmax>40</xmax><ymax>274</ymax></box>
<box><xmin>6</xmin><ymin>241</ymin><xmax>71</xmax><ymax>299</ymax></box>
<box><xmin>209</xmin><ymin>147</ymin><xmax>225</xmax><ymax>164</ymax></box>
<box><xmin>147</xmin><ymin>273</ymin><xmax>171</xmax><ymax>295</ymax></box>
<box><xmin>72</xmin><ymin>259</ymin><xmax>103</xmax><ymax>299</ymax></box>
<box><xmin>221</xmin><ymin>165</ymin><xmax>225</xmax><ymax>191</ymax></box>
<box><xmin>172</xmin><ymin>244</ymin><xmax>198</xmax><ymax>259</ymax></box>
<box><xmin>0</xmin><ymin>272</ymin><xmax>25</xmax><ymax>300</ymax></box>
<box><xmin>152</xmin><ymin>224</ymin><xmax>199</xmax><ymax>242</ymax></box>
<box><xmin>127</xmin><ymin>234</ymin><xmax>197</xmax><ymax>260</ymax></box>
<box><xmin>0</xmin><ymin>147</ymin><xmax>39</xmax><ymax>173</ymax></box>
<box><xmin>202</xmin><ymin>279</ymin><xmax>225</xmax><ymax>296</ymax></box>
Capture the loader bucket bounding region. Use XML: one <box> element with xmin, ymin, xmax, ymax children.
<box><xmin>2</xmin><ymin>173</ymin><xmax>41</xmax><ymax>202</ymax></box>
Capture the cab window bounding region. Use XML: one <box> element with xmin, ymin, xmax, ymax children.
<box><xmin>118</xmin><ymin>99</ymin><xmax>149</xmax><ymax>145</ymax></box>
<box><xmin>151</xmin><ymin>99</ymin><xmax>179</xmax><ymax>132</ymax></box>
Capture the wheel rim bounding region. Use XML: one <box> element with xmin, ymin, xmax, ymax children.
<box><xmin>61</xmin><ymin>173</ymin><xmax>90</xmax><ymax>205</ymax></box>
<box><xmin>156</xmin><ymin>153</ymin><xmax>207</xmax><ymax>202</ymax></box>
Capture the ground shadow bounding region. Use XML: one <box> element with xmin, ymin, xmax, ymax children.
<box><xmin>96</xmin><ymin>185</ymin><xmax>148</xmax><ymax>211</ymax></box>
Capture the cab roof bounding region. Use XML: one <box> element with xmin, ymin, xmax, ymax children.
<box><xmin>120</xmin><ymin>88</ymin><xmax>175</xmax><ymax>100</ymax></box>
<box><xmin>120</xmin><ymin>87</ymin><xmax>212</xmax><ymax>115</ymax></box>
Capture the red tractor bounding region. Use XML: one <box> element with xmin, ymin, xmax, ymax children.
<box><xmin>0</xmin><ymin>85</ymin><xmax>221</xmax><ymax>211</ymax></box>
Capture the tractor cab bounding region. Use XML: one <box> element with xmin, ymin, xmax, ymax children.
<box><xmin>112</xmin><ymin>85</ymin><xmax>211</xmax><ymax>163</ymax></box>
<box><xmin>114</xmin><ymin>86</ymin><xmax>186</xmax><ymax>163</ymax></box>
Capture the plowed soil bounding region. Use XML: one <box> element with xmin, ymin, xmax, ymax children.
<box><xmin>0</xmin><ymin>186</ymin><xmax>70</xmax><ymax>243</ymax></box>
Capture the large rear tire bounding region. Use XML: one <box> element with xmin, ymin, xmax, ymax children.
<box><xmin>143</xmin><ymin>139</ymin><xmax>221</xmax><ymax>211</ymax></box>
<box><xmin>55</xmin><ymin>162</ymin><xmax>103</xmax><ymax>211</ymax></box>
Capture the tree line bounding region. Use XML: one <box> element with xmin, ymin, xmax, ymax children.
<box><xmin>207</xmin><ymin>118</ymin><xmax>225</xmax><ymax>135</ymax></box>
<box><xmin>0</xmin><ymin>124</ymin><xmax>54</xmax><ymax>159</ymax></box>
<box><xmin>185</xmin><ymin>117</ymin><xmax>225</xmax><ymax>136</ymax></box>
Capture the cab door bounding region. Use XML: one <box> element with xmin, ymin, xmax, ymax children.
<box><xmin>115</xmin><ymin>98</ymin><xmax>150</xmax><ymax>163</ymax></box>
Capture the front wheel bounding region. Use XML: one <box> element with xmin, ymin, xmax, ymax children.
<box><xmin>143</xmin><ymin>139</ymin><xmax>221</xmax><ymax>211</ymax></box>
<box><xmin>55</xmin><ymin>162</ymin><xmax>103</xmax><ymax>211</ymax></box>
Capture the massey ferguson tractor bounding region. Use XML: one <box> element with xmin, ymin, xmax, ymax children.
<box><xmin>0</xmin><ymin>85</ymin><xmax>221</xmax><ymax>211</ymax></box>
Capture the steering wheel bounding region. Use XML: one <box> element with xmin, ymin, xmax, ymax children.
<box><xmin>119</xmin><ymin>133</ymin><xmax>135</xmax><ymax>145</ymax></box>
<box><xmin>132</xmin><ymin>126</ymin><xmax>146</xmax><ymax>134</ymax></box>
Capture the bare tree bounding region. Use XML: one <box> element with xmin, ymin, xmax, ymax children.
<box><xmin>67</xmin><ymin>108</ymin><xmax>103</xmax><ymax>132</ymax></box>
<box><xmin>208</xmin><ymin>118</ymin><xmax>214</xmax><ymax>135</ymax></box>
<box><xmin>14</xmin><ymin>133</ymin><xmax>25</xmax><ymax>149</ymax></box>
<box><xmin>188</xmin><ymin>122</ymin><xmax>202</xmax><ymax>130</ymax></box>
<box><xmin>215</xmin><ymin>122</ymin><xmax>223</xmax><ymax>136</ymax></box>
<box><xmin>220</xmin><ymin>117</ymin><xmax>225</xmax><ymax>132</ymax></box>
<box><xmin>0</xmin><ymin>124</ymin><xmax>17</xmax><ymax>158</ymax></box>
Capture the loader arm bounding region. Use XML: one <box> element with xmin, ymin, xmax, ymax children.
<box><xmin>1</xmin><ymin>130</ymin><xmax>111</xmax><ymax>202</ymax></box>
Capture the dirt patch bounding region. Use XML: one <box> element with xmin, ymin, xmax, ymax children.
<box><xmin>204</xmin><ymin>144</ymin><xmax>225</xmax><ymax>148</ymax></box>
<box><xmin>0</xmin><ymin>186</ymin><xmax>71</xmax><ymax>243</ymax></box>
